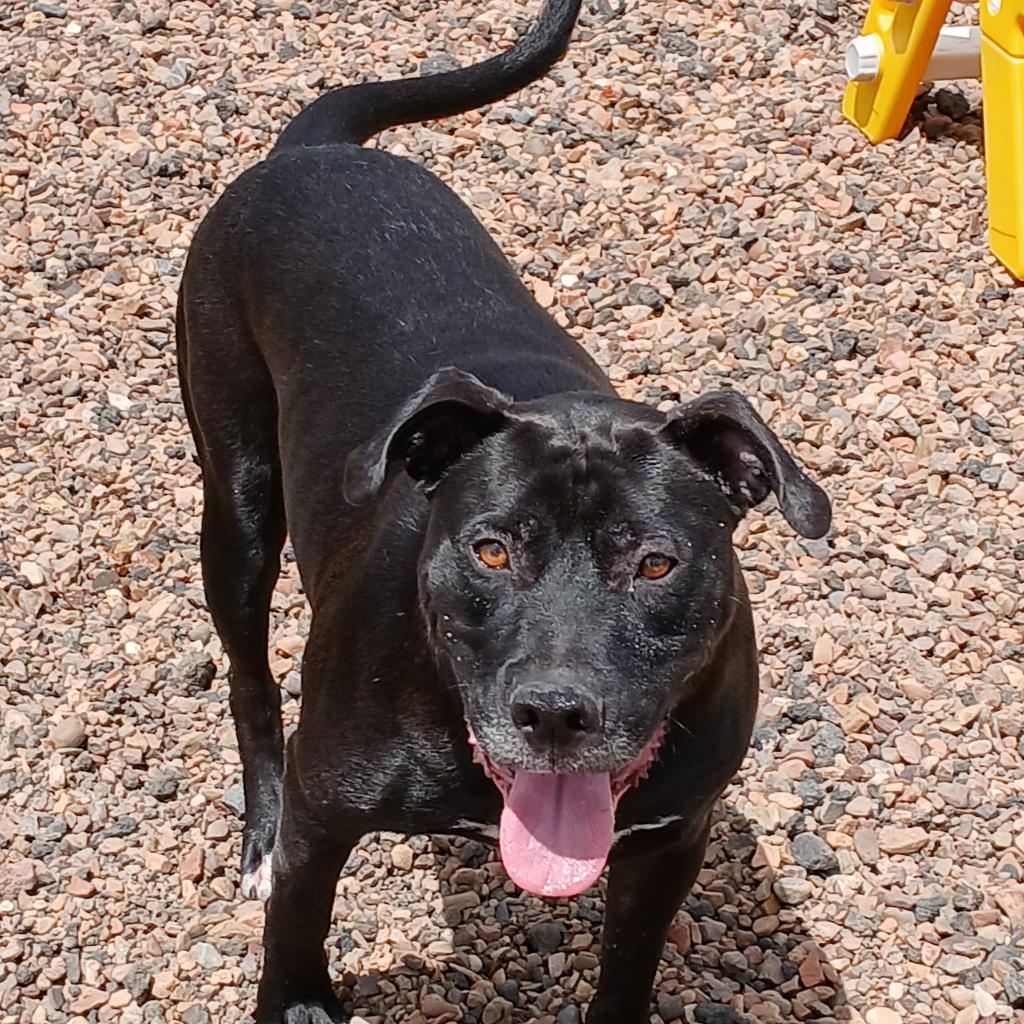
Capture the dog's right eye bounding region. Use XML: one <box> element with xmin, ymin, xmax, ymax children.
<box><xmin>474</xmin><ymin>539</ymin><xmax>510</xmax><ymax>570</ymax></box>
<box><xmin>637</xmin><ymin>553</ymin><xmax>676</xmax><ymax>581</ymax></box>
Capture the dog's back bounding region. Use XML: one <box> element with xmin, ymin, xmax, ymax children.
<box><xmin>178</xmin><ymin>0</ymin><xmax>602</xmax><ymax>600</ymax></box>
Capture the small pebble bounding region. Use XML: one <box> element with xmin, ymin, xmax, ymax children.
<box><xmin>49</xmin><ymin>715</ymin><xmax>87</xmax><ymax>750</ymax></box>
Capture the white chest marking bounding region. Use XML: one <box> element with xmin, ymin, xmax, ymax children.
<box><xmin>451</xmin><ymin>819</ymin><xmax>499</xmax><ymax>839</ymax></box>
<box><xmin>447</xmin><ymin>816</ymin><xmax>685</xmax><ymax>845</ymax></box>
<box><xmin>614</xmin><ymin>815</ymin><xmax>685</xmax><ymax>841</ymax></box>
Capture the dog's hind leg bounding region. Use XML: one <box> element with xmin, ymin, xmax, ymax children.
<box><xmin>177</xmin><ymin>292</ymin><xmax>287</xmax><ymax>900</ymax></box>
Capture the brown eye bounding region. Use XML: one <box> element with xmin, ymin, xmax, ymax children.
<box><xmin>638</xmin><ymin>553</ymin><xmax>675</xmax><ymax>580</ymax></box>
<box><xmin>474</xmin><ymin>539</ymin><xmax>510</xmax><ymax>570</ymax></box>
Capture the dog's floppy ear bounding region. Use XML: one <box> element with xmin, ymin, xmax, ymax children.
<box><xmin>662</xmin><ymin>390</ymin><xmax>831</xmax><ymax>539</ymax></box>
<box><xmin>343</xmin><ymin>367</ymin><xmax>513</xmax><ymax>505</ymax></box>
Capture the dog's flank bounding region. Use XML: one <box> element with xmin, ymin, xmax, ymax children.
<box><xmin>274</xmin><ymin>0</ymin><xmax>583</xmax><ymax>152</ymax></box>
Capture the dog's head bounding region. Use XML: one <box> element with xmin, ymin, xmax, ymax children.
<box><xmin>344</xmin><ymin>368</ymin><xmax>830</xmax><ymax>896</ymax></box>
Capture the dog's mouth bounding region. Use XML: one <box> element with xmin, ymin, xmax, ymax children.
<box><xmin>467</xmin><ymin>722</ymin><xmax>667</xmax><ymax>898</ymax></box>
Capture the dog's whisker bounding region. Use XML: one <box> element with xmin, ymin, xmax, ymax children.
<box><xmin>668</xmin><ymin>715</ymin><xmax>695</xmax><ymax>739</ymax></box>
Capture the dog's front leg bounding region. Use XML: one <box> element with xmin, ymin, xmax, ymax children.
<box><xmin>255</xmin><ymin>769</ymin><xmax>356</xmax><ymax>1024</ymax></box>
<box><xmin>586</xmin><ymin>822</ymin><xmax>710</xmax><ymax>1024</ymax></box>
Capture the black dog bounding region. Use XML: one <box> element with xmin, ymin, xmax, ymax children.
<box><xmin>176</xmin><ymin>2</ymin><xmax>831</xmax><ymax>1020</ymax></box>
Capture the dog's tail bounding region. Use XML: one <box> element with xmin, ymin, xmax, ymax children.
<box><xmin>273</xmin><ymin>0</ymin><xmax>583</xmax><ymax>152</ymax></box>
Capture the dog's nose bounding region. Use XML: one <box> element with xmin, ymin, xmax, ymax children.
<box><xmin>510</xmin><ymin>682</ymin><xmax>601</xmax><ymax>754</ymax></box>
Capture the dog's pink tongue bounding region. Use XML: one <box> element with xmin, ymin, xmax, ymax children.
<box><xmin>499</xmin><ymin>771</ymin><xmax>614</xmax><ymax>898</ymax></box>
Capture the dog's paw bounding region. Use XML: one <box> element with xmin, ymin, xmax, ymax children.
<box><xmin>282</xmin><ymin>999</ymin><xmax>347</xmax><ymax>1024</ymax></box>
<box><xmin>241</xmin><ymin>852</ymin><xmax>273</xmax><ymax>901</ymax></box>
<box><xmin>256</xmin><ymin>994</ymin><xmax>347</xmax><ymax>1024</ymax></box>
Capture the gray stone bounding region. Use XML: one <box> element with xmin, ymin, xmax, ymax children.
<box><xmin>626</xmin><ymin>283</ymin><xmax>665</xmax><ymax>311</ymax></box>
<box><xmin>1004</xmin><ymin>970</ymin><xmax>1024</xmax><ymax>1008</ymax></box>
<box><xmin>773</xmin><ymin>876</ymin><xmax>813</xmax><ymax>905</ymax></box>
<box><xmin>828</xmin><ymin>253</ymin><xmax>853</xmax><ymax>274</ymax></box>
<box><xmin>818</xmin><ymin>791</ymin><xmax>852</xmax><ymax>825</ymax></box>
<box><xmin>91</xmin><ymin>92</ymin><xmax>117</xmax><ymax>126</ymax></box>
<box><xmin>496</xmin><ymin>980</ymin><xmax>518</xmax><ymax>1002</ymax></box>
<box><xmin>222</xmin><ymin>783</ymin><xmax>245</xmax><ymax>816</ymax></box>
<box><xmin>935</xmin><ymin>87</ymin><xmax>970</xmax><ymax>120</ymax></box>
<box><xmin>694</xmin><ymin>1004</ymin><xmax>739</xmax><ymax>1024</ymax></box>
<box><xmin>140</xmin><ymin>5</ymin><xmax>168</xmax><ymax>31</ymax></box>
<box><xmin>177</xmin><ymin>653</ymin><xmax>215</xmax><ymax>695</ymax></box>
<box><xmin>791</xmin><ymin>833</ymin><xmax>839</xmax><ymax>876</ymax></box>
<box><xmin>193</xmin><ymin>942</ymin><xmax>223</xmax><ymax>971</ymax></box>
<box><xmin>145</xmin><ymin>773</ymin><xmax>178</xmax><ymax>801</ymax></box>
<box><xmin>526</xmin><ymin>921</ymin><xmax>565</xmax><ymax>954</ymax></box>
<box><xmin>164</xmin><ymin>59</ymin><xmax>190</xmax><ymax>88</ymax></box>
<box><xmin>787</xmin><ymin>702</ymin><xmax>827</xmax><ymax>724</ymax></box>
<box><xmin>720</xmin><ymin>950</ymin><xmax>749</xmax><ymax>975</ymax></box>
<box><xmin>656</xmin><ymin>993</ymin><xmax>684</xmax><ymax>1021</ymax></box>
<box><xmin>832</xmin><ymin>331</ymin><xmax>858</xmax><ymax>360</ymax></box>
<box><xmin>419</xmin><ymin>53</ymin><xmax>461</xmax><ymax>76</ymax></box>
<box><xmin>523</xmin><ymin>136</ymin><xmax>554</xmax><ymax>157</ymax></box>
<box><xmin>123</xmin><ymin>964</ymin><xmax>152</xmax><ymax>1003</ymax></box>
<box><xmin>760</xmin><ymin>952</ymin><xmax>786</xmax><ymax>985</ymax></box>
<box><xmin>914</xmin><ymin>896</ymin><xmax>947</xmax><ymax>922</ymax></box>
<box><xmin>480</xmin><ymin>996</ymin><xmax>512</xmax><ymax>1023</ymax></box>
<box><xmin>811</xmin><ymin>723</ymin><xmax>846</xmax><ymax>766</ymax></box>
<box><xmin>796</xmin><ymin>777</ymin><xmax>825</xmax><ymax>809</ymax></box>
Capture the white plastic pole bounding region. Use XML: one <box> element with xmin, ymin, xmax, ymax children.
<box><xmin>924</xmin><ymin>26</ymin><xmax>981</xmax><ymax>81</ymax></box>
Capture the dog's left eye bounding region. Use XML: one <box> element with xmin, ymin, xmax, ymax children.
<box><xmin>637</xmin><ymin>553</ymin><xmax>675</xmax><ymax>581</ymax></box>
<box><xmin>474</xmin><ymin>539</ymin><xmax>510</xmax><ymax>570</ymax></box>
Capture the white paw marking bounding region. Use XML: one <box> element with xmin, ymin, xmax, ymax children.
<box><xmin>241</xmin><ymin>853</ymin><xmax>274</xmax><ymax>901</ymax></box>
<box><xmin>452</xmin><ymin>819</ymin><xmax>499</xmax><ymax>840</ymax></box>
<box><xmin>448</xmin><ymin>817</ymin><xmax>684</xmax><ymax>844</ymax></box>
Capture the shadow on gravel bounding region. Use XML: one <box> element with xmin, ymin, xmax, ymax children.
<box><xmin>902</xmin><ymin>86</ymin><xmax>983</xmax><ymax>148</ymax></box>
<box><xmin>337</xmin><ymin>802</ymin><xmax>848</xmax><ymax>1024</ymax></box>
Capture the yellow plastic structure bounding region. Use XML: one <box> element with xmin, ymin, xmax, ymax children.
<box><xmin>842</xmin><ymin>0</ymin><xmax>1024</xmax><ymax>280</ymax></box>
<box><xmin>981</xmin><ymin>0</ymin><xmax>1024</xmax><ymax>279</ymax></box>
<box><xmin>842</xmin><ymin>0</ymin><xmax>953</xmax><ymax>143</ymax></box>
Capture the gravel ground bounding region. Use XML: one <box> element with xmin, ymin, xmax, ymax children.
<box><xmin>3</xmin><ymin>0</ymin><xmax>1024</xmax><ymax>1022</ymax></box>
